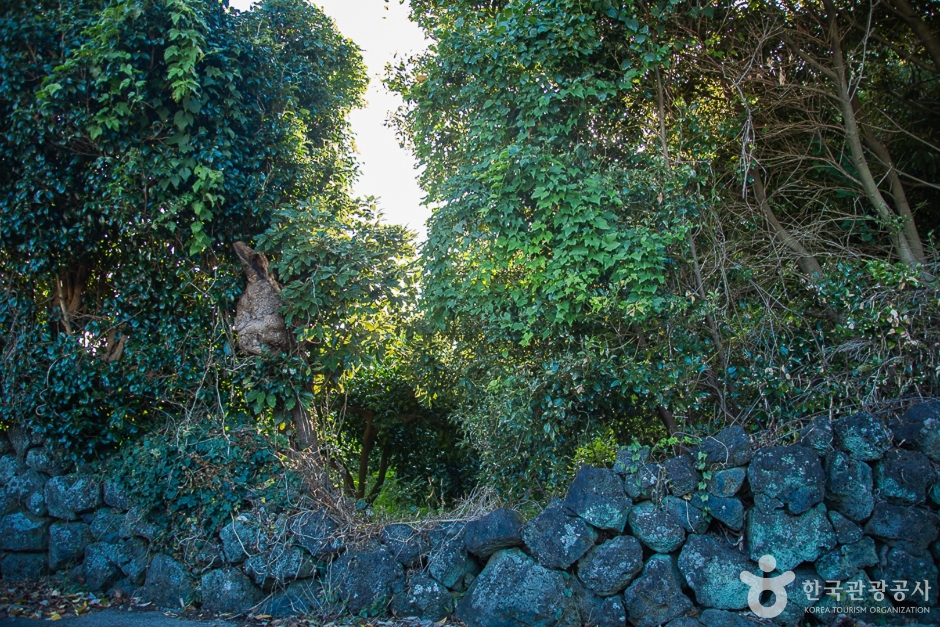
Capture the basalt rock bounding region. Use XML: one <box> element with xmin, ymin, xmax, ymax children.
<box><xmin>623</xmin><ymin>555</ymin><xmax>694</xmax><ymax>627</ymax></box>
<box><xmin>44</xmin><ymin>474</ymin><xmax>101</xmax><ymax>521</ymax></box>
<box><xmin>832</xmin><ymin>412</ymin><xmax>892</xmax><ymax>461</ymax></box>
<box><xmin>678</xmin><ymin>534</ymin><xmax>752</xmax><ymax>610</ymax></box>
<box><xmin>663</xmin><ymin>495</ymin><xmax>709</xmax><ymax>534</ymax></box>
<box><xmin>693</xmin><ymin>426</ymin><xmax>753</xmax><ymax>468</ymax></box>
<box><xmin>748</xmin><ymin>445</ymin><xmax>824</xmax><ymax>515</ymax></box>
<box><xmin>872</xmin><ymin>547</ymin><xmax>939</xmax><ymax>608</ymax></box>
<box><xmin>629</xmin><ymin>500</ymin><xmax>686</xmax><ymax>553</ymax></box>
<box><xmin>873</xmin><ymin>448</ymin><xmax>937</xmax><ymax>505</ymax></box>
<box><xmin>565</xmin><ymin>466</ymin><xmax>631</xmax><ymax>532</ymax></box>
<box><xmin>864</xmin><ymin>501</ymin><xmax>939</xmax><ymax>556</ymax></box>
<box><xmin>48</xmin><ymin>521</ymin><xmax>93</xmax><ymax>571</ymax></box>
<box><xmin>0</xmin><ymin>552</ymin><xmax>48</xmax><ymax>582</ymax></box>
<box><xmin>745</xmin><ymin>504</ymin><xmax>836</xmax><ymax>571</ymax></box>
<box><xmin>890</xmin><ymin>401</ymin><xmax>940</xmax><ymax>462</ymax></box>
<box><xmin>390</xmin><ymin>573</ymin><xmax>454</xmax><ymax>621</ymax></box>
<box><xmin>201</xmin><ymin>568</ymin><xmax>265</xmax><ymax>614</ymax></box>
<box><xmin>456</xmin><ymin>548</ymin><xmax>581</xmax><ymax>627</ymax></box>
<box><xmin>664</xmin><ymin>454</ymin><xmax>701</xmax><ymax>497</ymax></box>
<box><xmin>522</xmin><ymin>498</ymin><xmax>598</xmax><ymax>569</ymax></box>
<box><xmin>576</xmin><ymin>534</ymin><xmax>644</xmax><ymax>597</ymax></box>
<box><xmin>333</xmin><ymin>546</ymin><xmax>405</xmax><ymax>615</ymax></box>
<box><xmin>0</xmin><ymin>511</ymin><xmax>51</xmax><ymax>551</ymax></box>
<box><xmin>814</xmin><ymin>536</ymin><xmax>878</xmax><ymax>581</ymax></box>
<box><xmin>824</xmin><ymin>450</ymin><xmax>874</xmax><ymax>522</ymax></box>
<box><xmin>464</xmin><ymin>508</ymin><xmax>524</xmax><ymax>559</ymax></box>
<box><xmin>381</xmin><ymin>523</ymin><xmax>426</xmax><ymax>567</ymax></box>
<box><xmin>138</xmin><ymin>553</ymin><xmax>197</xmax><ymax>609</ymax></box>
<box><xmin>289</xmin><ymin>510</ymin><xmax>344</xmax><ymax>560</ymax></box>
<box><xmin>707</xmin><ymin>468</ymin><xmax>746</xmax><ymax>498</ymax></box>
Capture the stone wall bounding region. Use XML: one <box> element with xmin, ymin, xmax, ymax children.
<box><xmin>2</xmin><ymin>403</ymin><xmax>939</xmax><ymax>627</ymax></box>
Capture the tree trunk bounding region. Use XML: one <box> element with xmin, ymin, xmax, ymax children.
<box><xmin>751</xmin><ymin>169</ymin><xmax>824</xmax><ymax>277</ymax></box>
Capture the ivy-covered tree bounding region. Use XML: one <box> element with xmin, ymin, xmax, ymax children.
<box><xmin>0</xmin><ymin>0</ymin><xmax>367</xmax><ymax>455</ymax></box>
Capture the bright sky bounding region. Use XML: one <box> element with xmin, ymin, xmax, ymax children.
<box><xmin>228</xmin><ymin>0</ymin><xmax>431</xmax><ymax>240</ymax></box>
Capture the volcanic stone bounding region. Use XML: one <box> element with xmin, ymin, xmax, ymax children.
<box><xmin>565</xmin><ymin>466</ymin><xmax>631</xmax><ymax>532</ymax></box>
<box><xmin>333</xmin><ymin>546</ymin><xmax>406</xmax><ymax>615</ymax></box>
<box><xmin>381</xmin><ymin>523</ymin><xmax>426</xmax><ymax>567</ymax></box>
<box><xmin>629</xmin><ymin>500</ymin><xmax>686</xmax><ymax>553</ymax></box>
<box><xmin>464</xmin><ymin>508</ymin><xmax>523</xmax><ymax>559</ymax></box>
<box><xmin>44</xmin><ymin>474</ymin><xmax>101</xmax><ymax>520</ymax></box>
<box><xmin>693</xmin><ymin>426</ymin><xmax>753</xmax><ymax>468</ymax></box>
<box><xmin>456</xmin><ymin>548</ymin><xmax>580</xmax><ymax>627</ymax></box>
<box><xmin>814</xmin><ymin>537</ymin><xmax>878</xmax><ymax>581</ymax></box>
<box><xmin>873</xmin><ymin>448</ymin><xmax>936</xmax><ymax>505</ymax></box>
<box><xmin>0</xmin><ymin>552</ymin><xmax>47</xmax><ymax>582</ymax></box>
<box><xmin>832</xmin><ymin>412</ymin><xmax>892</xmax><ymax>461</ymax></box>
<box><xmin>798</xmin><ymin>416</ymin><xmax>833</xmax><ymax>456</ymax></box>
<box><xmin>890</xmin><ymin>401</ymin><xmax>940</xmax><ymax>462</ymax></box>
<box><xmin>746</xmin><ymin>504</ymin><xmax>836</xmax><ymax>571</ymax></box>
<box><xmin>707</xmin><ymin>468</ymin><xmax>746</xmax><ymax>498</ymax></box>
<box><xmin>623</xmin><ymin>555</ymin><xmax>694</xmax><ymax>627</ymax></box>
<box><xmin>138</xmin><ymin>553</ymin><xmax>197</xmax><ymax>608</ymax></box>
<box><xmin>748</xmin><ymin>445</ymin><xmax>824</xmax><ymax>514</ymax></box>
<box><xmin>576</xmin><ymin>535</ymin><xmax>643</xmax><ymax>596</ymax></box>
<box><xmin>824</xmin><ymin>450</ymin><xmax>874</xmax><ymax>522</ymax></box>
<box><xmin>678</xmin><ymin>534</ymin><xmax>752</xmax><ymax>610</ymax></box>
<box><xmin>390</xmin><ymin>573</ymin><xmax>454</xmax><ymax>621</ymax></box>
<box><xmin>864</xmin><ymin>501</ymin><xmax>939</xmax><ymax>555</ymax></box>
<box><xmin>49</xmin><ymin>521</ymin><xmax>93</xmax><ymax>571</ymax></box>
<box><xmin>664</xmin><ymin>454</ymin><xmax>701</xmax><ymax>497</ymax></box>
<box><xmin>522</xmin><ymin>498</ymin><xmax>598</xmax><ymax>569</ymax></box>
<box><xmin>201</xmin><ymin>568</ymin><xmax>265</xmax><ymax>614</ymax></box>
<box><xmin>0</xmin><ymin>511</ymin><xmax>51</xmax><ymax>551</ymax></box>
<box><xmin>872</xmin><ymin>547</ymin><xmax>939</xmax><ymax>608</ymax></box>
<box><xmin>663</xmin><ymin>495</ymin><xmax>709</xmax><ymax>534</ymax></box>
<box><xmin>289</xmin><ymin>510</ymin><xmax>344</xmax><ymax>559</ymax></box>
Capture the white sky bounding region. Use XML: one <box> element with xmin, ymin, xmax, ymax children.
<box><xmin>228</xmin><ymin>0</ymin><xmax>431</xmax><ymax>240</ymax></box>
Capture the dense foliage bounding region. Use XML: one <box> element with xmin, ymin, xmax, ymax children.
<box><xmin>0</xmin><ymin>0</ymin><xmax>365</xmax><ymax>453</ymax></box>
<box><xmin>390</xmin><ymin>0</ymin><xmax>940</xmax><ymax>496</ymax></box>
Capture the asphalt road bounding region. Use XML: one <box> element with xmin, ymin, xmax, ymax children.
<box><xmin>0</xmin><ymin>609</ymin><xmax>243</xmax><ymax>627</ymax></box>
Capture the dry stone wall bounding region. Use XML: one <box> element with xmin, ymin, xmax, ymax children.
<box><xmin>2</xmin><ymin>403</ymin><xmax>940</xmax><ymax>627</ymax></box>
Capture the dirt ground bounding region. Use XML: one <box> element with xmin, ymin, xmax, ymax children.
<box><xmin>0</xmin><ymin>578</ymin><xmax>448</xmax><ymax>627</ymax></box>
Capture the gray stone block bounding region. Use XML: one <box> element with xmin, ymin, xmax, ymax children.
<box><xmin>865</xmin><ymin>501</ymin><xmax>939</xmax><ymax>555</ymax></box>
<box><xmin>333</xmin><ymin>546</ymin><xmax>405</xmax><ymax>615</ymax></box>
<box><xmin>44</xmin><ymin>473</ymin><xmax>101</xmax><ymax>520</ymax></box>
<box><xmin>824</xmin><ymin>450</ymin><xmax>874</xmax><ymax>522</ymax></box>
<box><xmin>289</xmin><ymin>510</ymin><xmax>344</xmax><ymax>559</ymax></box>
<box><xmin>874</xmin><ymin>448</ymin><xmax>937</xmax><ymax>505</ymax></box>
<box><xmin>664</xmin><ymin>454</ymin><xmax>701</xmax><ymax>497</ymax></box>
<box><xmin>390</xmin><ymin>573</ymin><xmax>454</xmax><ymax>621</ymax></box>
<box><xmin>0</xmin><ymin>552</ymin><xmax>47</xmax><ymax>582</ymax></box>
